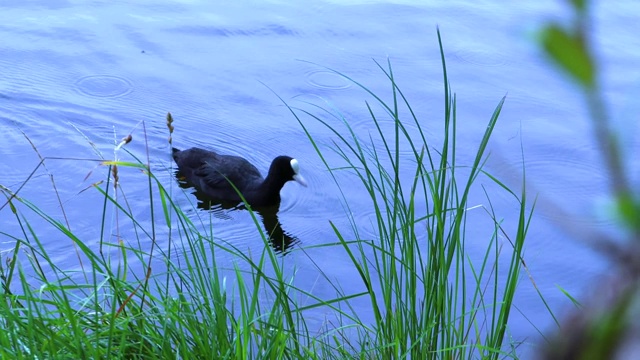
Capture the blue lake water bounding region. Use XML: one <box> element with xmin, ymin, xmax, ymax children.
<box><xmin>1</xmin><ymin>1</ymin><xmax>639</xmax><ymax>357</ymax></box>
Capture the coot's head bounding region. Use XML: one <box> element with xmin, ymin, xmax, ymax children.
<box><xmin>269</xmin><ymin>156</ymin><xmax>308</xmax><ymax>187</ymax></box>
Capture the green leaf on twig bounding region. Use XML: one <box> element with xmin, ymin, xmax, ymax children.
<box><xmin>541</xmin><ymin>24</ymin><xmax>595</xmax><ymax>89</ymax></box>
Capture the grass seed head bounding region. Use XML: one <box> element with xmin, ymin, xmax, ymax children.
<box><xmin>111</xmin><ymin>164</ymin><xmax>119</xmax><ymax>189</ymax></box>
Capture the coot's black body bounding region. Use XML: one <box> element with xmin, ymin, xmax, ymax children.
<box><xmin>172</xmin><ymin>147</ymin><xmax>306</xmax><ymax>207</ymax></box>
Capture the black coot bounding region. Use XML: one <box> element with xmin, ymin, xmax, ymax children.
<box><xmin>172</xmin><ymin>147</ymin><xmax>307</xmax><ymax>207</ymax></box>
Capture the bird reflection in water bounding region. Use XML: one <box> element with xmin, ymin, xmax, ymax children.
<box><xmin>175</xmin><ymin>172</ymin><xmax>299</xmax><ymax>254</ymax></box>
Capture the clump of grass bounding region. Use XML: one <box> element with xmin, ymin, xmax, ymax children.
<box><xmin>0</xmin><ymin>30</ymin><xmax>534</xmax><ymax>359</ymax></box>
<box><xmin>278</xmin><ymin>29</ymin><xmax>534</xmax><ymax>358</ymax></box>
<box><xmin>0</xmin><ymin>126</ymin><xmax>323</xmax><ymax>358</ymax></box>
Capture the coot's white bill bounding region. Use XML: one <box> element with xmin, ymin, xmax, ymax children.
<box><xmin>290</xmin><ymin>159</ymin><xmax>307</xmax><ymax>187</ymax></box>
<box><xmin>293</xmin><ymin>174</ymin><xmax>308</xmax><ymax>187</ymax></box>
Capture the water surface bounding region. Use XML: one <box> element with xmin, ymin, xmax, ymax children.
<box><xmin>1</xmin><ymin>1</ymin><xmax>639</xmax><ymax>357</ymax></box>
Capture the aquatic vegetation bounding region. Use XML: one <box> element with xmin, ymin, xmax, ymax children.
<box><xmin>0</xmin><ymin>31</ymin><xmax>533</xmax><ymax>359</ymax></box>
<box><xmin>282</xmin><ymin>29</ymin><xmax>532</xmax><ymax>359</ymax></box>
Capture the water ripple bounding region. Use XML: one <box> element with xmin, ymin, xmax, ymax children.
<box><xmin>488</xmin><ymin>145</ymin><xmax>612</xmax><ymax>225</ymax></box>
<box><xmin>305</xmin><ymin>70</ymin><xmax>351</xmax><ymax>91</ymax></box>
<box><xmin>75</xmin><ymin>75</ymin><xmax>134</xmax><ymax>98</ymax></box>
<box><xmin>168</xmin><ymin>24</ymin><xmax>299</xmax><ymax>37</ymax></box>
<box><xmin>453</xmin><ymin>48</ymin><xmax>510</xmax><ymax>67</ymax></box>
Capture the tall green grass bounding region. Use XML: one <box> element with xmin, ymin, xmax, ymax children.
<box><xmin>0</xmin><ymin>32</ymin><xmax>533</xmax><ymax>359</ymax></box>
<box><xmin>282</xmin><ymin>29</ymin><xmax>533</xmax><ymax>358</ymax></box>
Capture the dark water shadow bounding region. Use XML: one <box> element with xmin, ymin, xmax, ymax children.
<box><xmin>174</xmin><ymin>171</ymin><xmax>300</xmax><ymax>254</ymax></box>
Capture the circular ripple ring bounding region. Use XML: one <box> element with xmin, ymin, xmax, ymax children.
<box><xmin>75</xmin><ymin>75</ymin><xmax>133</xmax><ymax>98</ymax></box>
